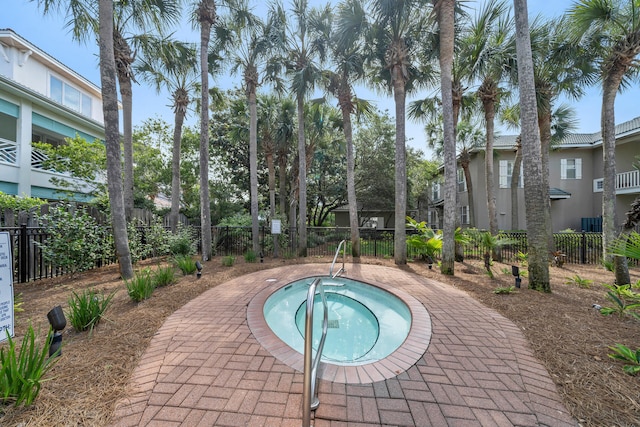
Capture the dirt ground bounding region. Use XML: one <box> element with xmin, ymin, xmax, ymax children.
<box><xmin>0</xmin><ymin>255</ymin><xmax>639</xmax><ymax>426</ymax></box>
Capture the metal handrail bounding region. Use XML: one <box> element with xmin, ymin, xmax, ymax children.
<box><xmin>329</xmin><ymin>239</ymin><xmax>346</xmax><ymax>278</ymax></box>
<box><xmin>302</xmin><ymin>277</ymin><xmax>328</xmax><ymax>427</ymax></box>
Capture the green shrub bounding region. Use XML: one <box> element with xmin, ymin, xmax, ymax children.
<box><xmin>173</xmin><ymin>255</ymin><xmax>197</xmax><ymax>275</ymax></box>
<box><xmin>169</xmin><ymin>225</ymin><xmax>196</xmax><ymax>256</ymax></box>
<box><xmin>599</xmin><ymin>284</ymin><xmax>640</xmax><ymax>318</ymax></box>
<box><xmin>127</xmin><ymin>221</ymin><xmax>152</xmax><ymax>264</ymax></box>
<box><xmin>36</xmin><ymin>203</ymin><xmax>107</xmax><ymax>276</ymax></box>
<box><xmin>565</xmin><ymin>275</ymin><xmax>593</xmax><ymax>288</ymax></box>
<box><xmin>493</xmin><ymin>286</ymin><xmax>517</xmax><ymax>295</ymax></box>
<box><xmin>0</xmin><ymin>326</ymin><xmax>57</xmax><ymax>406</ymax></box>
<box><xmin>125</xmin><ymin>269</ymin><xmax>155</xmax><ymax>302</ymax></box>
<box><xmin>244</xmin><ymin>250</ymin><xmax>257</xmax><ymax>263</ymax></box>
<box><xmin>144</xmin><ymin>222</ymin><xmax>172</xmax><ymax>257</ymax></box>
<box><xmin>67</xmin><ymin>288</ymin><xmax>116</xmax><ymax>332</ymax></box>
<box><xmin>222</xmin><ymin>256</ymin><xmax>235</xmax><ymax>267</ymax></box>
<box><xmin>152</xmin><ymin>265</ymin><xmax>176</xmax><ymax>287</ymax></box>
<box><xmin>0</xmin><ymin>192</ymin><xmax>46</xmax><ymax>211</ymax></box>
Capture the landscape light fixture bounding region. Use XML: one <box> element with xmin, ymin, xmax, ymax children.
<box><xmin>46</xmin><ymin>305</ymin><xmax>66</xmax><ymax>357</ymax></box>
<box><xmin>511</xmin><ymin>265</ymin><xmax>521</xmax><ymax>288</ymax></box>
<box><xmin>195</xmin><ymin>261</ymin><xmax>203</xmax><ymax>279</ymax></box>
<box><xmin>260</xmin><ymin>251</ymin><xmax>264</xmax><ymax>263</ymax></box>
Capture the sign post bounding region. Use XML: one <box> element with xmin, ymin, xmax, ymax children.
<box><xmin>0</xmin><ymin>232</ymin><xmax>14</xmax><ymax>342</ymax></box>
<box><xmin>271</xmin><ymin>219</ymin><xmax>281</xmax><ymax>258</ymax></box>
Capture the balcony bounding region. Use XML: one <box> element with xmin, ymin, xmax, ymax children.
<box><xmin>593</xmin><ymin>169</ymin><xmax>640</xmax><ymax>194</ymax></box>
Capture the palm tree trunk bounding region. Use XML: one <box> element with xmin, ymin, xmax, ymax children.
<box><xmin>266</xmin><ymin>151</ymin><xmax>276</xmax><ymax>218</ymax></box>
<box><xmin>438</xmin><ymin>0</ymin><xmax>456</xmax><ymax>275</ymax></box>
<box><xmin>460</xmin><ymin>152</ymin><xmax>475</xmax><ymax>228</ymax></box>
<box><xmin>119</xmin><ymin>74</ymin><xmax>134</xmax><ymax>220</ymax></box>
<box><xmin>602</xmin><ymin>73</ymin><xmax>630</xmax><ymax>285</ymax></box>
<box><xmin>482</xmin><ymin>97</ymin><xmax>498</xmax><ymax>235</ymax></box>
<box><xmin>296</xmin><ymin>97</ymin><xmax>307</xmax><ymax>257</ymax></box>
<box><xmin>513</xmin><ymin>0</ymin><xmax>550</xmax><ymax>291</ymax></box>
<box><xmin>278</xmin><ymin>155</ymin><xmax>287</xmax><ymax>217</ymax></box>
<box><xmin>248</xmin><ymin>86</ymin><xmax>260</xmax><ymax>254</ymax></box>
<box><xmin>392</xmin><ymin>71</ymin><xmax>407</xmax><ymax>265</ymax></box>
<box><xmin>511</xmin><ymin>138</ymin><xmax>522</xmax><ymax>230</ymax></box>
<box><xmin>169</xmin><ymin>102</ymin><xmax>185</xmax><ymax>232</ymax></box>
<box><xmin>198</xmin><ymin>0</ymin><xmax>215</xmax><ymax>262</ymax></box>
<box><xmin>538</xmin><ymin>112</ymin><xmax>555</xmax><ymax>251</ymax></box>
<box><xmin>98</xmin><ymin>0</ymin><xmax>132</xmax><ymax>280</ymax></box>
<box><xmin>341</xmin><ymin>105</ymin><xmax>360</xmax><ymax>258</ymax></box>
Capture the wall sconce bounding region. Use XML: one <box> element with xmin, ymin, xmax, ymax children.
<box><xmin>511</xmin><ymin>265</ymin><xmax>521</xmax><ymax>288</ymax></box>
<box><xmin>195</xmin><ymin>261</ymin><xmax>203</xmax><ymax>279</ymax></box>
<box><xmin>47</xmin><ymin>305</ymin><xmax>66</xmax><ymax>357</ymax></box>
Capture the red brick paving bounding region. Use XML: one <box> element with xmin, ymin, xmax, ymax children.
<box><xmin>111</xmin><ymin>264</ymin><xmax>577</xmax><ymax>426</ymax></box>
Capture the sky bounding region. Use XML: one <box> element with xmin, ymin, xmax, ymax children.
<box><xmin>2</xmin><ymin>0</ymin><xmax>640</xmax><ymax>158</ymax></box>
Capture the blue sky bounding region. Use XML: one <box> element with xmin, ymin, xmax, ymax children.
<box><xmin>2</xmin><ymin>0</ymin><xmax>639</xmax><ymax>157</ymax></box>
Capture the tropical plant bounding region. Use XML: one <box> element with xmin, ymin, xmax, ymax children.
<box><xmin>125</xmin><ymin>269</ymin><xmax>155</xmax><ymax>302</ymax></box>
<box><xmin>222</xmin><ymin>255</ymin><xmax>235</xmax><ymax>267</ymax></box>
<box><xmin>406</xmin><ymin>217</ymin><xmax>442</xmax><ymax>267</ymax></box>
<box><xmin>67</xmin><ymin>288</ymin><xmax>116</xmax><ymax>332</ymax></box>
<box><xmin>564</xmin><ymin>274</ymin><xmax>593</xmax><ymax>288</ymax></box>
<box><xmin>568</xmin><ymin>0</ymin><xmax>640</xmax><ymax>286</ymax></box>
<box><xmin>493</xmin><ymin>286</ymin><xmax>517</xmax><ymax>295</ymax></box>
<box><xmin>599</xmin><ymin>284</ymin><xmax>640</xmax><ymax>318</ymax></box>
<box><xmin>512</xmin><ymin>0</ymin><xmax>550</xmax><ymax>292</ymax></box>
<box><xmin>0</xmin><ymin>326</ymin><xmax>57</xmax><ymax>406</ymax></box>
<box><xmin>608</xmin><ymin>344</ymin><xmax>640</xmax><ymax>375</ymax></box>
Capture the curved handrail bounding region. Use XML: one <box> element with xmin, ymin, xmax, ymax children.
<box><xmin>329</xmin><ymin>239</ymin><xmax>346</xmax><ymax>278</ymax></box>
<box><xmin>302</xmin><ymin>277</ymin><xmax>328</xmax><ymax>427</ymax></box>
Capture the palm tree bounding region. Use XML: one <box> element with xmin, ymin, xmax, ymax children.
<box><xmin>513</xmin><ymin>0</ymin><xmax>550</xmax><ymax>292</ymax></box>
<box><xmin>568</xmin><ymin>0</ymin><xmax>640</xmax><ymax>285</ymax></box>
<box><xmin>258</xmin><ymin>95</ymin><xmax>281</xmax><ymax>219</ymax></box>
<box><xmin>98</xmin><ymin>0</ymin><xmax>134</xmax><ymax>279</ymax></box>
<box><xmin>135</xmin><ymin>37</ymin><xmax>199</xmax><ymax>232</ymax></box>
<box><xmin>281</xmin><ymin>0</ymin><xmax>330</xmax><ymax>257</ymax></box>
<box><xmin>195</xmin><ymin>0</ymin><xmax>216</xmax><ymax>261</ymax></box>
<box><xmin>467</xmin><ymin>0</ymin><xmax>514</xmax><ymax>236</ymax></box>
<box><xmin>276</xmin><ymin>98</ymin><xmax>296</xmax><ymax>218</ymax></box>
<box><xmin>320</xmin><ymin>0</ymin><xmax>372</xmax><ymax>258</ymax></box>
<box><xmin>367</xmin><ymin>0</ymin><xmax>432</xmax><ymax>265</ymax></box>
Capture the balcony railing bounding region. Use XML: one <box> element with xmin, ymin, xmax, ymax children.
<box><xmin>0</xmin><ymin>139</ymin><xmax>17</xmax><ymax>164</ymax></box>
<box><xmin>593</xmin><ymin>169</ymin><xmax>640</xmax><ymax>194</ymax></box>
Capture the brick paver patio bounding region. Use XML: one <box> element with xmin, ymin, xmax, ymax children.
<box><xmin>111</xmin><ymin>263</ymin><xmax>577</xmax><ymax>426</ymax></box>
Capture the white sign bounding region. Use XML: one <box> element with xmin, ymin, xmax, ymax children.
<box><xmin>0</xmin><ymin>232</ymin><xmax>14</xmax><ymax>342</ymax></box>
<box><xmin>271</xmin><ymin>219</ymin><xmax>282</xmax><ymax>235</ymax></box>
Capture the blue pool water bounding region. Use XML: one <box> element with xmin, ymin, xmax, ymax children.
<box><xmin>263</xmin><ymin>277</ymin><xmax>411</xmax><ymax>365</ymax></box>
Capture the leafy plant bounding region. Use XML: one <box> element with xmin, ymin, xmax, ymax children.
<box><xmin>0</xmin><ymin>326</ymin><xmax>57</xmax><ymax>406</ymax></box>
<box><xmin>608</xmin><ymin>344</ymin><xmax>640</xmax><ymax>375</ymax></box>
<box><xmin>127</xmin><ymin>220</ymin><xmax>152</xmax><ymax>264</ymax></box>
<box><xmin>515</xmin><ymin>251</ymin><xmax>528</xmax><ymax>267</ymax></box>
<box><xmin>493</xmin><ymin>286</ymin><xmax>517</xmax><ymax>295</ymax></box>
<box><xmin>599</xmin><ymin>284</ymin><xmax>640</xmax><ymax>318</ymax></box>
<box><xmin>35</xmin><ymin>203</ymin><xmax>107</xmax><ymax>277</ymax></box>
<box><xmin>173</xmin><ymin>255</ymin><xmax>197</xmax><ymax>275</ymax></box>
<box><xmin>152</xmin><ymin>265</ymin><xmax>176</xmax><ymax>287</ymax></box>
<box><xmin>565</xmin><ymin>274</ymin><xmax>593</xmax><ymax>288</ymax></box>
<box><xmin>13</xmin><ymin>293</ymin><xmax>24</xmax><ymax>313</ymax></box>
<box><xmin>168</xmin><ymin>225</ymin><xmax>196</xmax><ymax>256</ymax></box>
<box><xmin>0</xmin><ymin>192</ymin><xmax>46</xmax><ymax>211</ymax></box>
<box><xmin>125</xmin><ymin>269</ymin><xmax>155</xmax><ymax>302</ymax></box>
<box><xmin>244</xmin><ymin>250</ymin><xmax>257</xmax><ymax>263</ymax></box>
<box><xmin>67</xmin><ymin>288</ymin><xmax>116</xmax><ymax>332</ymax></box>
<box><xmin>406</xmin><ymin>217</ymin><xmax>442</xmax><ymax>265</ymax></box>
<box><xmin>222</xmin><ymin>256</ymin><xmax>235</xmax><ymax>267</ymax></box>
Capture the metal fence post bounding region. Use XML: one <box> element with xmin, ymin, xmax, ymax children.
<box><xmin>19</xmin><ymin>223</ymin><xmax>28</xmax><ymax>283</ymax></box>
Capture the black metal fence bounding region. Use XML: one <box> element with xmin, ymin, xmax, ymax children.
<box><xmin>1</xmin><ymin>224</ymin><xmax>614</xmax><ymax>284</ymax></box>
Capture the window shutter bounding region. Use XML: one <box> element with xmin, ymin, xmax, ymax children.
<box><xmin>499</xmin><ymin>160</ymin><xmax>508</xmax><ymax>188</ymax></box>
<box><xmin>561</xmin><ymin>159</ymin><xmax>567</xmax><ymax>180</ymax></box>
<box><xmin>575</xmin><ymin>158</ymin><xmax>582</xmax><ymax>179</ymax></box>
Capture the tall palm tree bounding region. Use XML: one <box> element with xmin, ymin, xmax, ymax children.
<box><xmin>367</xmin><ymin>0</ymin><xmax>432</xmax><ymax>265</ymax></box>
<box><xmin>281</xmin><ymin>0</ymin><xmax>330</xmax><ymax>257</ymax></box>
<box><xmin>98</xmin><ymin>0</ymin><xmax>134</xmax><ymax>279</ymax></box>
<box><xmin>435</xmin><ymin>0</ymin><xmax>456</xmax><ymax>273</ymax></box>
<box><xmin>276</xmin><ymin>98</ymin><xmax>296</xmax><ymax>218</ymax></box>
<box><xmin>135</xmin><ymin>37</ymin><xmax>199</xmax><ymax>232</ymax></box>
<box><xmin>258</xmin><ymin>95</ymin><xmax>281</xmax><ymax>219</ymax></box>
<box><xmin>467</xmin><ymin>0</ymin><xmax>514</xmax><ymax>236</ymax></box>
<box><xmin>568</xmin><ymin>0</ymin><xmax>640</xmax><ymax>285</ymax></box>
<box><xmin>513</xmin><ymin>0</ymin><xmax>550</xmax><ymax>292</ymax></box>
<box><xmin>321</xmin><ymin>0</ymin><xmax>372</xmax><ymax>258</ymax></box>
<box><xmin>195</xmin><ymin>0</ymin><xmax>216</xmax><ymax>261</ymax></box>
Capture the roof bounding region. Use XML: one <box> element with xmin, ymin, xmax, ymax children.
<box><xmin>493</xmin><ymin>115</ymin><xmax>640</xmax><ymax>151</ymax></box>
<box><xmin>549</xmin><ymin>188</ymin><xmax>571</xmax><ymax>199</ymax></box>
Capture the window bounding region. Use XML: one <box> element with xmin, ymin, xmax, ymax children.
<box><xmin>50</xmin><ymin>76</ymin><xmax>92</xmax><ymax>117</ymax></box>
<box><xmin>459</xmin><ymin>206</ymin><xmax>469</xmax><ymax>225</ymax></box>
<box><xmin>499</xmin><ymin>160</ymin><xmax>523</xmax><ymax>188</ymax></box>
<box><xmin>431</xmin><ymin>182</ymin><xmax>441</xmax><ymax>200</ymax></box>
<box><xmin>561</xmin><ymin>158</ymin><xmax>582</xmax><ymax>180</ymax></box>
<box><xmin>428</xmin><ymin>210</ymin><xmax>438</xmax><ymax>227</ymax></box>
<box><xmin>457</xmin><ymin>168</ymin><xmax>467</xmax><ymax>192</ymax></box>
